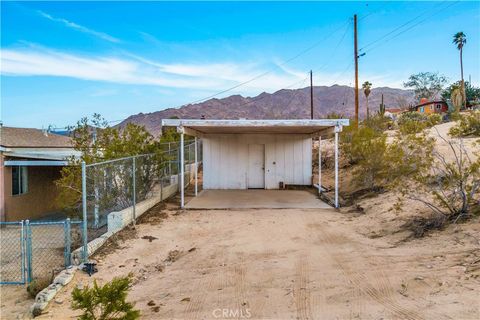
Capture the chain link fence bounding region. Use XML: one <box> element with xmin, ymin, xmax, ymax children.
<box><xmin>0</xmin><ymin>140</ymin><xmax>201</xmax><ymax>285</ymax></box>
<box><xmin>81</xmin><ymin>140</ymin><xmax>200</xmax><ymax>259</ymax></box>
<box><xmin>0</xmin><ymin>219</ymin><xmax>83</xmax><ymax>285</ymax></box>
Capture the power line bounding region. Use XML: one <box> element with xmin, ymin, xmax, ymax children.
<box><xmin>184</xmin><ymin>19</ymin><xmax>352</xmax><ymax>105</ymax></box>
<box><xmin>360</xmin><ymin>0</ymin><xmax>459</xmax><ymax>54</ymax></box>
<box><xmin>230</xmin><ymin>20</ymin><xmax>353</xmax><ymax>110</ymax></box>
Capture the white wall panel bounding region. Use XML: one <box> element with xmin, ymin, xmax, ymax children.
<box><xmin>202</xmin><ymin>134</ymin><xmax>312</xmax><ymax>189</ymax></box>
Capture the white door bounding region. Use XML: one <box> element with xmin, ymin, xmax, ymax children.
<box><xmin>248</xmin><ymin>144</ymin><xmax>265</xmax><ymax>189</ymax></box>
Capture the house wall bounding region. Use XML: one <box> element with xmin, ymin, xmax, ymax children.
<box><xmin>3</xmin><ymin>165</ymin><xmax>63</xmax><ymax>221</ymax></box>
<box><xmin>202</xmin><ymin>134</ymin><xmax>312</xmax><ymax>189</ymax></box>
<box><xmin>0</xmin><ymin>154</ymin><xmax>5</xmax><ymax>222</ymax></box>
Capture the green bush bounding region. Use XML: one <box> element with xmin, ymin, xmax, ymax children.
<box><xmin>341</xmin><ymin>118</ymin><xmax>434</xmax><ymax>192</ymax></box>
<box><xmin>397</xmin><ymin>112</ymin><xmax>442</xmax><ymax>135</ymax></box>
<box><xmin>363</xmin><ymin>114</ymin><xmax>392</xmax><ymax>134</ymax></box>
<box><xmin>71</xmin><ymin>275</ymin><xmax>140</xmax><ymax>320</ymax></box>
<box><xmin>426</xmin><ymin>114</ymin><xmax>442</xmax><ymax>127</ymax></box>
<box><xmin>449</xmin><ymin>111</ymin><xmax>480</xmax><ymax>137</ymax></box>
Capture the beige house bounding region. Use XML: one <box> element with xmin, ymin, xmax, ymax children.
<box><xmin>0</xmin><ymin>126</ymin><xmax>79</xmax><ymax>221</ymax></box>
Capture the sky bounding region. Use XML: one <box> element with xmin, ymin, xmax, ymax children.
<box><xmin>1</xmin><ymin>1</ymin><xmax>479</xmax><ymax>129</ymax></box>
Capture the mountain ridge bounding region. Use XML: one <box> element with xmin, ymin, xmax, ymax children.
<box><xmin>118</xmin><ymin>85</ymin><xmax>415</xmax><ymax>136</ymax></box>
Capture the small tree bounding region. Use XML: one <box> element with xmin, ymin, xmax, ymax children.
<box><xmin>71</xmin><ymin>275</ymin><xmax>140</xmax><ymax>320</ymax></box>
<box><xmin>404</xmin><ymin>72</ymin><xmax>447</xmax><ymax>101</ymax></box>
<box><xmin>55</xmin><ymin>114</ymin><xmax>167</xmax><ymax>216</ymax></box>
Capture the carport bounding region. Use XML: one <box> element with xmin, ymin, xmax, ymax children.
<box><xmin>161</xmin><ymin>119</ymin><xmax>349</xmax><ymax>209</ymax></box>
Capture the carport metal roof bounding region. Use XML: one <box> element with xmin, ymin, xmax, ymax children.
<box><xmin>161</xmin><ymin>119</ymin><xmax>350</xmax><ymax>136</ymax></box>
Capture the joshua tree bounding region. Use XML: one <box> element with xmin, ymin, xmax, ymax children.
<box><xmin>453</xmin><ymin>32</ymin><xmax>467</xmax><ymax>108</ymax></box>
<box><xmin>362</xmin><ymin>81</ymin><xmax>372</xmax><ymax>119</ymax></box>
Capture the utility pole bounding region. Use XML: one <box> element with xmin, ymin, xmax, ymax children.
<box><xmin>354</xmin><ymin>14</ymin><xmax>359</xmax><ymax>127</ymax></box>
<box><xmin>310</xmin><ymin>70</ymin><xmax>314</xmax><ymax>119</ymax></box>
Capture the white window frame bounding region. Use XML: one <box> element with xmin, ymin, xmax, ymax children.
<box><xmin>12</xmin><ymin>166</ymin><xmax>28</xmax><ymax>196</ymax></box>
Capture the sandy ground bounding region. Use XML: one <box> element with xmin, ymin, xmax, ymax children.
<box><xmin>5</xmin><ymin>201</ymin><xmax>473</xmax><ymax>320</ymax></box>
<box><xmin>2</xmin><ymin>120</ymin><xmax>478</xmax><ymax>320</ymax></box>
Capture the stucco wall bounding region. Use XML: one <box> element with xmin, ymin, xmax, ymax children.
<box><xmin>203</xmin><ymin>134</ymin><xmax>312</xmax><ymax>189</ymax></box>
<box><xmin>3</xmin><ymin>165</ymin><xmax>63</xmax><ymax>221</ymax></box>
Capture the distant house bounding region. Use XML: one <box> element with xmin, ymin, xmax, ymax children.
<box><xmin>0</xmin><ymin>126</ymin><xmax>80</xmax><ymax>221</ymax></box>
<box><xmin>413</xmin><ymin>98</ymin><xmax>449</xmax><ymax>114</ymax></box>
<box><xmin>383</xmin><ymin>108</ymin><xmax>404</xmax><ymax>119</ymax></box>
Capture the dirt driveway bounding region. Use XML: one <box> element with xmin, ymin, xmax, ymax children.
<box><xmin>31</xmin><ymin>206</ymin><xmax>479</xmax><ymax>320</ymax></box>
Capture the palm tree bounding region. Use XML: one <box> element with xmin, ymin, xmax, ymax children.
<box><xmin>362</xmin><ymin>81</ymin><xmax>372</xmax><ymax>119</ymax></box>
<box><xmin>453</xmin><ymin>32</ymin><xmax>467</xmax><ymax>108</ymax></box>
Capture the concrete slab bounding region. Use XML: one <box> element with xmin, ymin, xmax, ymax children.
<box><xmin>185</xmin><ymin>189</ymin><xmax>331</xmax><ymax>209</ymax></box>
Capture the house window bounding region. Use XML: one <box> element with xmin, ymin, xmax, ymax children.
<box><xmin>430</xmin><ymin>105</ymin><xmax>434</xmax><ymax>110</ymax></box>
<box><xmin>12</xmin><ymin>166</ymin><xmax>28</xmax><ymax>195</ymax></box>
<box><xmin>436</xmin><ymin>104</ymin><xmax>442</xmax><ymax>109</ymax></box>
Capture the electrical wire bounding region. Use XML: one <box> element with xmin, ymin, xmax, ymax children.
<box><xmin>185</xmin><ymin>18</ymin><xmax>352</xmax><ymax>105</ymax></box>
<box><xmin>360</xmin><ymin>0</ymin><xmax>459</xmax><ymax>54</ymax></box>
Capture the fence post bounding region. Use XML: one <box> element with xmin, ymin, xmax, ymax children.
<box><xmin>20</xmin><ymin>220</ymin><xmax>26</xmax><ymax>284</ymax></box>
<box><xmin>64</xmin><ymin>218</ymin><xmax>71</xmax><ymax>267</ymax></box>
<box><xmin>132</xmin><ymin>157</ymin><xmax>136</xmax><ymax>225</ymax></box>
<box><xmin>25</xmin><ymin>219</ymin><xmax>33</xmax><ymax>283</ymax></box>
<box><xmin>168</xmin><ymin>142</ymin><xmax>172</xmax><ymax>177</ymax></box>
<box><xmin>81</xmin><ymin>161</ymin><xmax>88</xmax><ymax>262</ymax></box>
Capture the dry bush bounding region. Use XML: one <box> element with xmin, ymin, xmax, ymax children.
<box><xmin>27</xmin><ymin>277</ymin><xmax>52</xmax><ymax>298</ymax></box>
<box><xmin>449</xmin><ymin>111</ymin><xmax>480</xmax><ymax>137</ymax></box>
<box><xmin>399</xmin><ymin>132</ymin><xmax>480</xmax><ymax>232</ymax></box>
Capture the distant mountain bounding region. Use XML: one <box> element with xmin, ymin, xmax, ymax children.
<box><xmin>118</xmin><ymin>85</ymin><xmax>415</xmax><ymax>136</ymax></box>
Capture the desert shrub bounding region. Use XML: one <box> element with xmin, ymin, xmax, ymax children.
<box><xmin>27</xmin><ymin>277</ymin><xmax>51</xmax><ymax>298</ymax></box>
<box><xmin>426</xmin><ymin>113</ymin><xmax>442</xmax><ymax>127</ymax></box>
<box><xmin>363</xmin><ymin>114</ymin><xmax>392</xmax><ymax>133</ymax></box>
<box><xmin>398</xmin><ymin>135</ymin><xmax>480</xmax><ymax>223</ymax></box>
<box><xmin>397</xmin><ymin>112</ymin><xmax>441</xmax><ymax>135</ymax></box>
<box><xmin>449</xmin><ymin>111</ymin><xmax>480</xmax><ymax>137</ymax></box>
<box><xmin>340</xmin><ymin>125</ymin><xmax>390</xmax><ymax>190</ymax></box>
<box><xmin>71</xmin><ymin>275</ymin><xmax>140</xmax><ymax>320</ymax></box>
<box><xmin>325</xmin><ymin>112</ymin><xmax>346</xmax><ymax>119</ymax></box>
<box><xmin>341</xmin><ymin>118</ymin><xmax>435</xmax><ymax>192</ymax></box>
<box><xmin>397</xmin><ymin>112</ymin><xmax>427</xmax><ymax>134</ymax></box>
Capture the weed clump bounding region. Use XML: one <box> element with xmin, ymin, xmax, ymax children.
<box><xmin>71</xmin><ymin>274</ymin><xmax>140</xmax><ymax>320</ymax></box>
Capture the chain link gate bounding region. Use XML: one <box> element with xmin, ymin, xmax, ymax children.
<box><xmin>0</xmin><ymin>219</ymin><xmax>82</xmax><ymax>285</ymax></box>
<box><xmin>0</xmin><ymin>221</ymin><xmax>26</xmax><ymax>284</ymax></box>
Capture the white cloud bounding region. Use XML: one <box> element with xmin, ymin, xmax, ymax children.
<box><xmin>38</xmin><ymin>11</ymin><xmax>121</xmax><ymax>43</ymax></box>
<box><xmin>0</xmin><ymin>47</ymin><xmax>306</xmax><ymax>95</ymax></box>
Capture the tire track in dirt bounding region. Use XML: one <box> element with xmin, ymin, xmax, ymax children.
<box><xmin>233</xmin><ymin>259</ymin><xmax>249</xmax><ymax>318</ymax></box>
<box><xmin>318</xmin><ymin>227</ymin><xmax>426</xmax><ymax>320</ymax></box>
<box><xmin>294</xmin><ymin>254</ymin><xmax>313</xmax><ymax>320</ymax></box>
<box><xmin>182</xmin><ymin>270</ymin><xmax>217</xmax><ymax>319</ymax></box>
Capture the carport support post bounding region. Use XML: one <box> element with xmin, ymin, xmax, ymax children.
<box><xmin>194</xmin><ymin>137</ymin><xmax>198</xmax><ymax>196</ymax></box>
<box><xmin>318</xmin><ymin>136</ymin><xmax>322</xmax><ymax>194</ymax></box>
<box><xmin>334</xmin><ymin>126</ymin><xmax>341</xmax><ymax>208</ymax></box>
<box><xmin>178</xmin><ymin>127</ymin><xmax>185</xmax><ymax>208</ymax></box>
